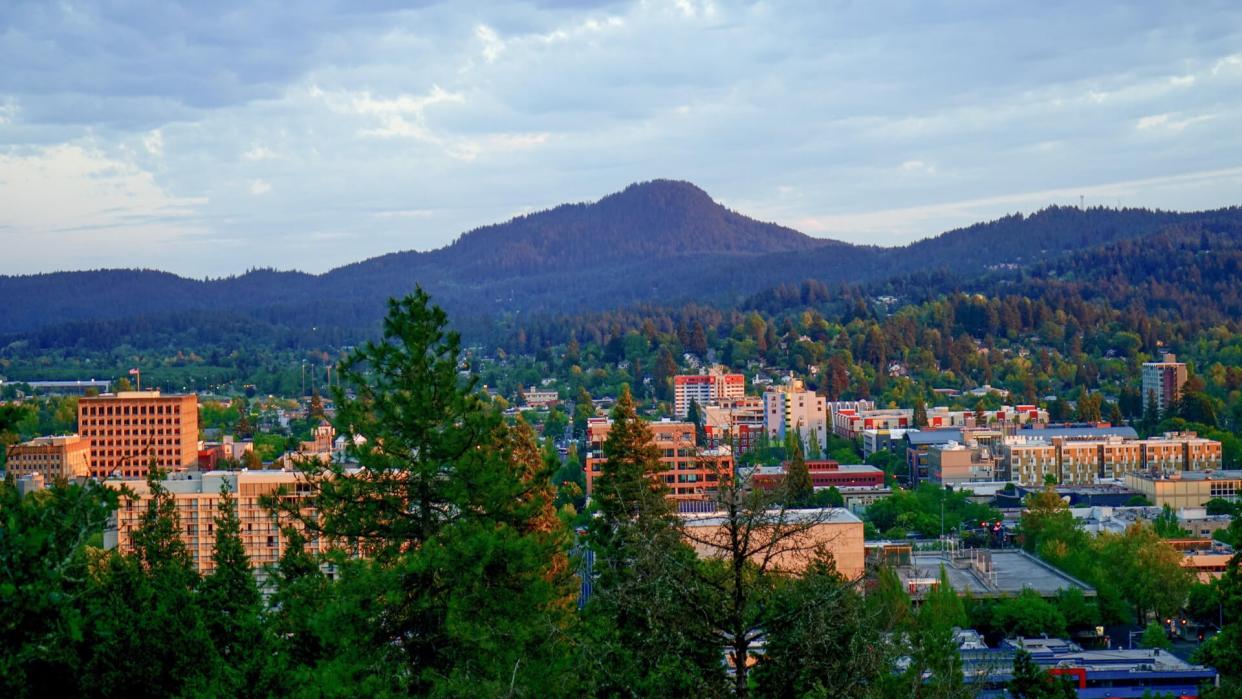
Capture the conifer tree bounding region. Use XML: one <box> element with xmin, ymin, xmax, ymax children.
<box><xmin>81</xmin><ymin>469</ymin><xmax>214</xmax><ymax>696</ymax></box>
<box><xmin>200</xmin><ymin>479</ymin><xmax>268</xmax><ymax>695</ymax></box>
<box><xmin>913</xmin><ymin>396</ymin><xmax>929</xmax><ymax>428</ymax></box>
<box><xmin>584</xmin><ymin>385</ymin><xmax>724</xmax><ymax>696</ymax></box>
<box><xmin>783</xmin><ymin>429</ymin><xmax>813</xmax><ymax>506</ymax></box>
<box><xmin>281</xmin><ymin>289</ymin><xmax>579</xmax><ymax>695</ymax></box>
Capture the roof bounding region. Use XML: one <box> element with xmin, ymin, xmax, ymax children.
<box><xmin>1017</xmin><ymin>425</ymin><xmax>1138</xmax><ymax>439</ymax></box>
<box><xmin>1132</xmin><ymin>469</ymin><xmax>1242</xmax><ymax>482</ymax></box>
<box><xmin>681</xmin><ymin>507</ymin><xmax>862</xmax><ymax>528</ymax></box>
<box><xmin>907</xmin><ymin>429</ymin><xmax>964</xmax><ymax>446</ymax></box>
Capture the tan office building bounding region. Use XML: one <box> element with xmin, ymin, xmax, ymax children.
<box><xmin>78</xmin><ymin>391</ymin><xmax>199</xmax><ymax>479</ymax></box>
<box><xmin>105</xmin><ymin>470</ymin><xmax>330</xmax><ymax>575</ymax></box>
<box><xmin>681</xmin><ymin>508</ymin><xmax>865</xmax><ymax>579</ymax></box>
<box><xmin>5</xmin><ymin>435</ymin><xmax>91</xmax><ymax>481</ymax></box>
<box><xmin>1125</xmin><ymin>470</ymin><xmax>1242</xmax><ymax>509</ymax></box>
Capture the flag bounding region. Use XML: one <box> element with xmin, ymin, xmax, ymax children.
<box><xmin>128</xmin><ymin>368</ymin><xmax>140</xmax><ymax>376</ymax></box>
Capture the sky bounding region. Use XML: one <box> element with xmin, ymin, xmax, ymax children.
<box><xmin>2</xmin><ymin>1</ymin><xmax>1241</xmax><ymax>276</ymax></box>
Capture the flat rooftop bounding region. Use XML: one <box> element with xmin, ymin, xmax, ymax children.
<box><xmin>900</xmin><ymin>550</ymin><xmax>1095</xmax><ymax>599</ymax></box>
<box><xmin>1133</xmin><ymin>469</ymin><xmax>1242</xmax><ymax>482</ymax></box>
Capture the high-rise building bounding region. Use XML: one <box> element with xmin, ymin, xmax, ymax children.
<box><xmin>104</xmin><ymin>470</ymin><xmax>331</xmax><ymax>575</ymax></box>
<box><xmin>78</xmin><ymin>391</ymin><xmax>199</xmax><ymax>479</ymax></box>
<box><xmin>1142</xmin><ymin>353</ymin><xmax>1188</xmax><ymax>416</ymax></box>
<box><xmin>763</xmin><ymin>380</ymin><xmax>827</xmax><ymax>452</ymax></box>
<box><xmin>5</xmin><ymin>435</ymin><xmax>91</xmax><ymax>481</ymax></box>
<box><xmin>673</xmin><ymin>366</ymin><xmax>744</xmax><ymax>418</ymax></box>
<box><xmin>583</xmin><ymin>417</ymin><xmax>733</xmax><ymax>500</ymax></box>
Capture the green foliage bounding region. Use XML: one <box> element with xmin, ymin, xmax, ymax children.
<box><xmin>1007</xmin><ymin>649</ymin><xmax>1077</xmax><ymax>698</ymax></box>
<box><xmin>752</xmin><ymin>559</ymin><xmax>892</xmax><ymax>698</ymax></box>
<box><xmin>1152</xmin><ymin>504</ymin><xmax>1191</xmax><ymax>538</ymax></box>
<box><xmin>0</xmin><ymin>479</ymin><xmax>118</xmax><ymax>696</ymax></box>
<box><xmin>865</xmin><ymin>484</ymin><xmax>1000</xmax><ymax>538</ymax></box>
<box><xmin>783</xmin><ymin>430</ymin><xmax>813</xmax><ymax>506</ymax></box>
<box><xmin>1139</xmin><ymin>621</ymin><xmax>1172</xmax><ymax>650</ymax></box>
<box><xmin>992</xmin><ymin>590</ymin><xmax>1067</xmax><ymax>638</ymax></box>
<box><xmin>584</xmin><ymin>385</ymin><xmax>725</xmax><ymax>696</ymax></box>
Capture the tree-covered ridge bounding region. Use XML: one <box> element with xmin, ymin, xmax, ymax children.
<box><xmin>3</xmin><ymin>180</ymin><xmax>1239</xmax><ymax>339</ymax></box>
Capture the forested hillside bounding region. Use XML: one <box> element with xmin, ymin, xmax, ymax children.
<box><xmin>3</xmin><ymin>180</ymin><xmax>1238</xmax><ymax>347</ymax></box>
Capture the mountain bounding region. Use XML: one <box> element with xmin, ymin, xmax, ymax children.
<box><xmin>2</xmin><ymin>179</ymin><xmax>1240</xmax><ymax>348</ymax></box>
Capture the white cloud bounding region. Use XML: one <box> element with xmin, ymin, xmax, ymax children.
<box><xmin>249</xmin><ymin>179</ymin><xmax>272</xmax><ymax>195</ymax></box>
<box><xmin>143</xmin><ymin>129</ymin><xmax>164</xmax><ymax>157</ymax></box>
<box><xmin>0</xmin><ymin>143</ymin><xmax>205</xmax><ymax>268</ymax></box>
<box><xmin>243</xmin><ymin>145</ymin><xmax>276</xmax><ymax>160</ymax></box>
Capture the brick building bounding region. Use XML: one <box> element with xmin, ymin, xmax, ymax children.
<box><xmin>584</xmin><ymin>417</ymin><xmax>733</xmax><ymax>500</ymax></box>
<box><xmin>5</xmin><ymin>435</ymin><xmax>91</xmax><ymax>481</ymax></box>
<box><xmin>105</xmin><ymin>470</ymin><xmax>331</xmax><ymax>575</ymax></box>
<box><xmin>78</xmin><ymin>391</ymin><xmax>199</xmax><ymax>479</ymax></box>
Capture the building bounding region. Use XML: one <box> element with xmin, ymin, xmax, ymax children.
<box><xmin>519</xmin><ymin>386</ymin><xmax>560</xmax><ymax>408</ymax></box>
<box><xmin>197</xmin><ymin>435</ymin><xmax>255</xmax><ymax>470</ymax></box>
<box><xmin>673</xmin><ymin>366</ymin><xmax>744</xmax><ymax>418</ymax></box>
<box><xmin>680</xmin><ymin>507</ymin><xmax>865</xmax><ymax>578</ymax></box>
<box><xmin>4</xmin><ymin>435</ymin><xmax>91</xmax><ymax>481</ymax></box>
<box><xmin>748</xmin><ymin>461</ymin><xmax>885</xmax><ymax>491</ymax></box>
<box><xmin>584</xmin><ymin>417</ymin><xmax>734</xmax><ymax>500</ymax></box>
<box><xmin>896</xmin><ymin>549</ymin><xmax>1095</xmax><ymax>600</ymax></box>
<box><xmin>959</xmin><ymin>637</ymin><xmax>1219</xmax><ymax>699</ymax></box>
<box><xmin>763</xmin><ymin>380</ymin><xmax>827</xmax><ymax>452</ymax></box>
<box><xmin>998</xmin><ymin>430</ymin><xmax>1221</xmax><ymax>487</ymax></box>
<box><xmin>1142</xmin><ymin>353</ymin><xmax>1188</xmax><ymax>416</ymax></box>
<box><xmin>78</xmin><ymin>391</ymin><xmax>199</xmax><ymax>479</ymax></box>
<box><xmin>702</xmin><ymin>396</ymin><xmax>765</xmax><ymax>453</ymax></box>
<box><xmin>926</xmin><ymin>442</ymin><xmax>998</xmax><ymax>486</ymax></box>
<box><xmin>104</xmin><ymin>470</ymin><xmax>332</xmax><ymax>575</ymax></box>
<box><xmin>1125</xmin><ymin>470</ymin><xmax>1242</xmax><ymax>508</ymax></box>
<box><xmin>862</xmin><ymin>427</ymin><xmax>914</xmax><ymax>458</ymax></box>
<box><xmin>10</xmin><ymin>379</ymin><xmax>112</xmax><ymax>396</ymax></box>
<box><xmin>832</xmin><ymin>407</ymin><xmax>910</xmax><ymax>439</ymax></box>
<box><xmin>839</xmin><ymin>485</ymin><xmax>893</xmax><ymax>514</ymax></box>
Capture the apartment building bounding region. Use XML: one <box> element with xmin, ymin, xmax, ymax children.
<box><xmin>5</xmin><ymin>434</ymin><xmax>91</xmax><ymax>481</ymax></box>
<box><xmin>926</xmin><ymin>442</ymin><xmax>998</xmax><ymax>486</ymax></box>
<box><xmin>78</xmin><ymin>391</ymin><xmax>199</xmax><ymax>479</ymax></box>
<box><xmin>104</xmin><ymin>470</ymin><xmax>332</xmax><ymax>575</ymax></box>
<box><xmin>584</xmin><ymin>417</ymin><xmax>733</xmax><ymax>500</ymax></box>
<box><xmin>763</xmin><ymin>380</ymin><xmax>827</xmax><ymax>452</ymax></box>
<box><xmin>519</xmin><ymin>386</ymin><xmax>560</xmax><ymax>408</ymax></box>
<box><xmin>1141</xmin><ymin>353</ymin><xmax>1188</xmax><ymax>416</ymax></box>
<box><xmin>673</xmin><ymin>366</ymin><xmax>744</xmax><ymax>417</ymax></box>
<box><xmin>702</xmin><ymin>396</ymin><xmax>765</xmax><ymax>453</ymax></box>
<box><xmin>998</xmin><ymin>430</ymin><xmax>1221</xmax><ymax>486</ymax></box>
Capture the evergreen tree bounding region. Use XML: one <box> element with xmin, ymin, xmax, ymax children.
<box><xmin>81</xmin><ymin>470</ymin><xmax>215</xmax><ymax>697</ymax></box>
<box><xmin>0</xmin><ymin>479</ymin><xmax>118</xmax><ymax>697</ymax></box>
<box><xmin>281</xmin><ymin>290</ymin><xmax>580</xmax><ymax>695</ymax></box>
<box><xmin>235</xmin><ymin>401</ymin><xmax>253</xmax><ymax>438</ymax></box>
<box><xmin>913</xmin><ymin>396</ymin><xmax>929</xmax><ymax>428</ymax></box>
<box><xmin>783</xmin><ymin>430</ymin><xmax>813</xmax><ymax>506</ymax></box>
<box><xmin>199</xmin><ymin>479</ymin><xmax>269</xmax><ymax>695</ymax></box>
<box><xmin>584</xmin><ymin>385</ymin><xmax>724</xmax><ymax>696</ymax></box>
<box><xmin>1007</xmin><ymin>649</ymin><xmax>1077</xmax><ymax>698</ymax></box>
<box><xmin>687</xmin><ymin>398</ymin><xmax>707</xmax><ymax>446</ymax></box>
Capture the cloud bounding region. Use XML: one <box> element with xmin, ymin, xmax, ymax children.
<box><xmin>0</xmin><ymin>142</ymin><xmax>205</xmax><ymax>268</ymax></box>
<box><xmin>1</xmin><ymin>1</ymin><xmax>1241</xmax><ymax>274</ymax></box>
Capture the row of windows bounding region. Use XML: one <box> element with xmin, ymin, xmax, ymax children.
<box><xmin>81</xmin><ymin>404</ymin><xmax>183</xmax><ymax>416</ymax></box>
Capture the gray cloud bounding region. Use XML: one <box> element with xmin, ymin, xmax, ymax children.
<box><xmin>1</xmin><ymin>0</ymin><xmax>1241</xmax><ymax>274</ymax></box>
